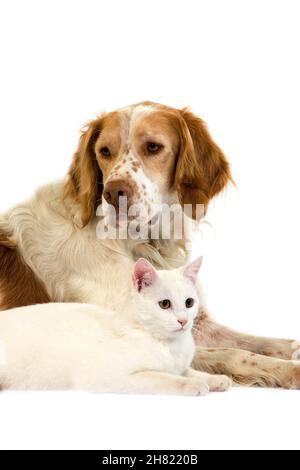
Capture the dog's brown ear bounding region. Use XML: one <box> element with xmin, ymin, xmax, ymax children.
<box><xmin>175</xmin><ymin>108</ymin><xmax>233</xmax><ymax>219</ymax></box>
<box><xmin>65</xmin><ymin>117</ymin><xmax>104</xmax><ymax>226</ymax></box>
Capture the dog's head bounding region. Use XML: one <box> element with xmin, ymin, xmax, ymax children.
<box><xmin>65</xmin><ymin>102</ymin><xmax>232</xmax><ymax>226</ymax></box>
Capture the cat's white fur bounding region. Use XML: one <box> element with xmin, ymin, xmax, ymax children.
<box><xmin>0</xmin><ymin>258</ymin><xmax>232</xmax><ymax>395</ymax></box>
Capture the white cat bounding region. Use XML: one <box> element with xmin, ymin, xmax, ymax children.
<box><xmin>0</xmin><ymin>257</ymin><xmax>232</xmax><ymax>395</ymax></box>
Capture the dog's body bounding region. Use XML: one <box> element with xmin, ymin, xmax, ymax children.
<box><xmin>1</xmin><ymin>101</ymin><xmax>300</xmax><ymax>389</ymax></box>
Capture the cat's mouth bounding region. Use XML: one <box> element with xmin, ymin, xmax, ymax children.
<box><xmin>175</xmin><ymin>325</ymin><xmax>190</xmax><ymax>333</ymax></box>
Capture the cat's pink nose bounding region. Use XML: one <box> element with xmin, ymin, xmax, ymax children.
<box><xmin>178</xmin><ymin>319</ymin><xmax>187</xmax><ymax>328</ymax></box>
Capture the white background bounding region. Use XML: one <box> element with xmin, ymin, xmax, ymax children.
<box><xmin>0</xmin><ymin>0</ymin><xmax>299</xmax><ymax>450</ymax></box>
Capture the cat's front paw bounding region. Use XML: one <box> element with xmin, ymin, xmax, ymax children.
<box><xmin>183</xmin><ymin>379</ymin><xmax>210</xmax><ymax>397</ymax></box>
<box><xmin>208</xmin><ymin>375</ymin><xmax>232</xmax><ymax>392</ymax></box>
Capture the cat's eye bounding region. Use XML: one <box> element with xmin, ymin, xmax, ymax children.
<box><xmin>185</xmin><ymin>298</ymin><xmax>194</xmax><ymax>308</ymax></box>
<box><xmin>100</xmin><ymin>146</ymin><xmax>111</xmax><ymax>157</ymax></box>
<box><xmin>146</xmin><ymin>142</ymin><xmax>162</xmax><ymax>154</ymax></box>
<box><xmin>159</xmin><ymin>299</ymin><xmax>171</xmax><ymax>309</ymax></box>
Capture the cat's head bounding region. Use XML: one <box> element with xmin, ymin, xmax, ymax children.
<box><xmin>132</xmin><ymin>257</ymin><xmax>202</xmax><ymax>340</ymax></box>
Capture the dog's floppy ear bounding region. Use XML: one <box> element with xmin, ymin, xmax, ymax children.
<box><xmin>175</xmin><ymin>108</ymin><xmax>233</xmax><ymax>219</ymax></box>
<box><xmin>65</xmin><ymin>116</ymin><xmax>104</xmax><ymax>226</ymax></box>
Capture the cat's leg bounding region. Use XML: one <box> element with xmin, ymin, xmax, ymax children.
<box><xmin>192</xmin><ymin>347</ymin><xmax>300</xmax><ymax>388</ymax></box>
<box><xmin>185</xmin><ymin>368</ymin><xmax>232</xmax><ymax>392</ymax></box>
<box><xmin>193</xmin><ymin>309</ymin><xmax>300</xmax><ymax>360</ymax></box>
<box><xmin>125</xmin><ymin>371</ymin><xmax>210</xmax><ymax>396</ymax></box>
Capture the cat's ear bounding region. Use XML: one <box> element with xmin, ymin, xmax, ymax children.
<box><xmin>183</xmin><ymin>257</ymin><xmax>203</xmax><ymax>285</ymax></box>
<box><xmin>132</xmin><ymin>258</ymin><xmax>158</xmax><ymax>292</ymax></box>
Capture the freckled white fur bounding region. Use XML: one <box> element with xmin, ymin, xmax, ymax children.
<box><xmin>0</xmin><ymin>261</ymin><xmax>231</xmax><ymax>395</ymax></box>
<box><xmin>102</xmin><ymin>104</ymin><xmax>168</xmax><ymax>223</ymax></box>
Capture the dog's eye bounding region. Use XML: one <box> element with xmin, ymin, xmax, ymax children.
<box><xmin>159</xmin><ymin>299</ymin><xmax>171</xmax><ymax>309</ymax></box>
<box><xmin>100</xmin><ymin>147</ymin><xmax>111</xmax><ymax>157</ymax></box>
<box><xmin>147</xmin><ymin>142</ymin><xmax>161</xmax><ymax>154</ymax></box>
<box><xmin>185</xmin><ymin>298</ymin><xmax>194</xmax><ymax>308</ymax></box>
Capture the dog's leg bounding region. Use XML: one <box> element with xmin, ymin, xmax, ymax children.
<box><xmin>193</xmin><ymin>309</ymin><xmax>300</xmax><ymax>360</ymax></box>
<box><xmin>192</xmin><ymin>347</ymin><xmax>300</xmax><ymax>388</ymax></box>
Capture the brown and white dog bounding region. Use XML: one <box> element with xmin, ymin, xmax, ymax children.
<box><xmin>0</xmin><ymin>101</ymin><xmax>299</xmax><ymax>388</ymax></box>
